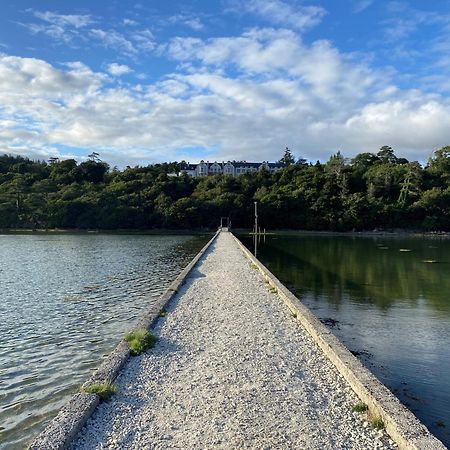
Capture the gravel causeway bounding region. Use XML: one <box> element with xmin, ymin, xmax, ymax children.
<box><xmin>72</xmin><ymin>232</ymin><xmax>396</xmax><ymax>450</ymax></box>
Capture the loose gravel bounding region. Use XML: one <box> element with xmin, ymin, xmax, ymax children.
<box><xmin>72</xmin><ymin>232</ymin><xmax>396</xmax><ymax>450</ymax></box>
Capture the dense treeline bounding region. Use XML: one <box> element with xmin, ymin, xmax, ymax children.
<box><xmin>2</xmin><ymin>146</ymin><xmax>450</xmax><ymax>231</ymax></box>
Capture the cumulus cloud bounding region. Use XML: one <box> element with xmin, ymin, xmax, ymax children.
<box><xmin>166</xmin><ymin>28</ymin><xmax>381</xmax><ymax>106</ymax></box>
<box><xmin>1</xmin><ymin>28</ymin><xmax>450</xmax><ymax>166</ymax></box>
<box><xmin>107</xmin><ymin>63</ymin><xmax>132</xmax><ymax>76</ymax></box>
<box><xmin>229</xmin><ymin>0</ymin><xmax>326</xmax><ymax>31</ymax></box>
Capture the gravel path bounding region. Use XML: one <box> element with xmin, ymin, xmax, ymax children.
<box><xmin>72</xmin><ymin>232</ymin><xmax>396</xmax><ymax>450</ymax></box>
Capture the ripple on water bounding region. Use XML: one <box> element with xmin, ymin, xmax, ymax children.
<box><xmin>0</xmin><ymin>233</ymin><xmax>208</xmax><ymax>450</ymax></box>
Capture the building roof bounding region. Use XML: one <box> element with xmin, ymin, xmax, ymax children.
<box><xmin>180</xmin><ymin>163</ymin><xmax>197</xmax><ymax>170</ymax></box>
<box><xmin>180</xmin><ymin>161</ymin><xmax>284</xmax><ymax>170</ymax></box>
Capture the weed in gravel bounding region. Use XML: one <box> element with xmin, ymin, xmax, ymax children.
<box><xmin>370</xmin><ymin>416</ymin><xmax>385</xmax><ymax>430</ymax></box>
<box><xmin>250</xmin><ymin>263</ymin><xmax>258</xmax><ymax>270</ymax></box>
<box><xmin>81</xmin><ymin>383</ymin><xmax>116</xmax><ymax>401</ymax></box>
<box><xmin>159</xmin><ymin>309</ymin><xmax>167</xmax><ymax>317</ymax></box>
<box><xmin>125</xmin><ymin>329</ymin><xmax>157</xmax><ymax>356</ymax></box>
<box><xmin>352</xmin><ymin>402</ymin><xmax>368</xmax><ymax>413</ymax></box>
<box><xmin>270</xmin><ymin>287</ymin><xmax>278</xmax><ymax>294</ymax></box>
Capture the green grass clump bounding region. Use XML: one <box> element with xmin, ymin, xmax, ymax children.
<box><xmin>159</xmin><ymin>309</ymin><xmax>167</xmax><ymax>317</ymax></box>
<box><xmin>125</xmin><ymin>329</ymin><xmax>157</xmax><ymax>356</ymax></box>
<box><xmin>370</xmin><ymin>417</ymin><xmax>385</xmax><ymax>431</ymax></box>
<box><xmin>250</xmin><ymin>263</ymin><xmax>258</xmax><ymax>270</ymax></box>
<box><xmin>82</xmin><ymin>383</ymin><xmax>116</xmax><ymax>401</ymax></box>
<box><xmin>352</xmin><ymin>402</ymin><xmax>368</xmax><ymax>413</ymax></box>
<box><xmin>270</xmin><ymin>287</ymin><xmax>278</xmax><ymax>294</ymax></box>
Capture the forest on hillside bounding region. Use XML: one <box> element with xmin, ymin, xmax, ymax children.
<box><xmin>1</xmin><ymin>146</ymin><xmax>450</xmax><ymax>231</ymax></box>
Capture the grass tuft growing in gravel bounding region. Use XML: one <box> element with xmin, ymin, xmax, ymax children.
<box><xmin>159</xmin><ymin>309</ymin><xmax>167</xmax><ymax>317</ymax></box>
<box><xmin>270</xmin><ymin>286</ymin><xmax>278</xmax><ymax>294</ymax></box>
<box><xmin>250</xmin><ymin>263</ymin><xmax>258</xmax><ymax>270</ymax></box>
<box><xmin>370</xmin><ymin>416</ymin><xmax>385</xmax><ymax>430</ymax></box>
<box><xmin>81</xmin><ymin>383</ymin><xmax>116</xmax><ymax>401</ymax></box>
<box><xmin>125</xmin><ymin>329</ymin><xmax>157</xmax><ymax>356</ymax></box>
<box><xmin>352</xmin><ymin>402</ymin><xmax>368</xmax><ymax>413</ymax></box>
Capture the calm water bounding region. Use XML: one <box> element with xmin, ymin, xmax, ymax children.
<box><xmin>0</xmin><ymin>233</ymin><xmax>208</xmax><ymax>450</ymax></box>
<box><xmin>241</xmin><ymin>233</ymin><xmax>450</xmax><ymax>447</ymax></box>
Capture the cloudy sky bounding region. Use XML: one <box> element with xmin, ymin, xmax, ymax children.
<box><xmin>1</xmin><ymin>0</ymin><xmax>450</xmax><ymax>166</ymax></box>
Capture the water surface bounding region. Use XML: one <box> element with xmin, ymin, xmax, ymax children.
<box><xmin>241</xmin><ymin>233</ymin><xmax>450</xmax><ymax>447</ymax></box>
<box><xmin>0</xmin><ymin>233</ymin><xmax>208</xmax><ymax>450</ymax></box>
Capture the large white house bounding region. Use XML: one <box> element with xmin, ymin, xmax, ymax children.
<box><xmin>179</xmin><ymin>160</ymin><xmax>283</xmax><ymax>177</ymax></box>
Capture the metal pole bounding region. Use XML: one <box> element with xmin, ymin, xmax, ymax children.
<box><xmin>254</xmin><ymin>201</ymin><xmax>258</xmax><ymax>235</ymax></box>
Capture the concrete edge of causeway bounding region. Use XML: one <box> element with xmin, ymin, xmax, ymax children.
<box><xmin>230</xmin><ymin>232</ymin><xmax>446</xmax><ymax>450</ymax></box>
<box><xmin>28</xmin><ymin>230</ymin><xmax>220</xmax><ymax>450</ymax></box>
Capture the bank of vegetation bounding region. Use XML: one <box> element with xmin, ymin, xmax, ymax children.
<box><xmin>2</xmin><ymin>146</ymin><xmax>450</xmax><ymax>231</ymax></box>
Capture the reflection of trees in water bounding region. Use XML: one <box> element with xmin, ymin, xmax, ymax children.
<box><xmin>256</xmin><ymin>236</ymin><xmax>450</xmax><ymax>314</ymax></box>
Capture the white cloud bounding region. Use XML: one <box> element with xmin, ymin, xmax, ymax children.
<box><xmin>168</xmin><ymin>14</ymin><xmax>204</xmax><ymax>31</ymax></box>
<box><xmin>21</xmin><ymin>10</ymin><xmax>93</xmax><ymax>44</ymax></box>
<box><xmin>130</xmin><ymin>29</ymin><xmax>156</xmax><ymax>52</ymax></box>
<box><xmin>22</xmin><ymin>10</ymin><xmax>155</xmax><ymax>56</ymax></box>
<box><xmin>90</xmin><ymin>29</ymin><xmax>137</xmax><ymax>55</ymax></box>
<box><xmin>123</xmin><ymin>18</ymin><xmax>138</xmax><ymax>26</ymax></box>
<box><xmin>166</xmin><ymin>28</ymin><xmax>381</xmax><ymax>105</ymax></box>
<box><xmin>2</xmin><ymin>28</ymin><xmax>450</xmax><ymax>167</ymax></box>
<box><xmin>383</xmin><ymin>3</ymin><xmax>446</xmax><ymax>41</ymax></box>
<box><xmin>230</xmin><ymin>0</ymin><xmax>326</xmax><ymax>31</ymax></box>
<box><xmin>107</xmin><ymin>63</ymin><xmax>132</xmax><ymax>76</ymax></box>
<box><xmin>32</xmin><ymin>11</ymin><xmax>93</xmax><ymax>28</ymax></box>
<box><xmin>353</xmin><ymin>0</ymin><xmax>374</xmax><ymax>13</ymax></box>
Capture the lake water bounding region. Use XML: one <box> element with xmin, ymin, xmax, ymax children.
<box><xmin>241</xmin><ymin>233</ymin><xmax>450</xmax><ymax>447</ymax></box>
<box><xmin>0</xmin><ymin>233</ymin><xmax>209</xmax><ymax>450</ymax></box>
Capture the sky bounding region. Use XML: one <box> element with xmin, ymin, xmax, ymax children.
<box><xmin>1</xmin><ymin>0</ymin><xmax>450</xmax><ymax>167</ymax></box>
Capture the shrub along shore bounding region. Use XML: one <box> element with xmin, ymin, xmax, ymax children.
<box><xmin>2</xmin><ymin>145</ymin><xmax>450</xmax><ymax>231</ymax></box>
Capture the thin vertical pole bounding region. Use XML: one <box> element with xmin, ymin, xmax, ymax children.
<box><xmin>254</xmin><ymin>201</ymin><xmax>258</xmax><ymax>235</ymax></box>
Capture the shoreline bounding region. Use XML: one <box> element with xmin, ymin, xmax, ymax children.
<box><xmin>2</xmin><ymin>227</ymin><xmax>450</xmax><ymax>237</ymax></box>
<box><xmin>0</xmin><ymin>228</ymin><xmax>215</xmax><ymax>235</ymax></box>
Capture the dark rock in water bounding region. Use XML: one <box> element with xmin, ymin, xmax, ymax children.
<box><xmin>350</xmin><ymin>349</ymin><xmax>373</xmax><ymax>359</ymax></box>
<box><xmin>320</xmin><ymin>317</ymin><xmax>340</xmax><ymax>328</ymax></box>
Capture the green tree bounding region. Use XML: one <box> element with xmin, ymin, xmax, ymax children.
<box><xmin>279</xmin><ymin>147</ymin><xmax>295</xmax><ymax>166</ymax></box>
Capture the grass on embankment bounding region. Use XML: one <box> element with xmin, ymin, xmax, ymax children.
<box><xmin>81</xmin><ymin>383</ymin><xmax>117</xmax><ymax>401</ymax></box>
<box><xmin>352</xmin><ymin>402</ymin><xmax>385</xmax><ymax>431</ymax></box>
<box><xmin>125</xmin><ymin>329</ymin><xmax>157</xmax><ymax>356</ymax></box>
<box><xmin>352</xmin><ymin>402</ymin><xmax>368</xmax><ymax>413</ymax></box>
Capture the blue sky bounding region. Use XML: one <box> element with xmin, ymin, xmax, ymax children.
<box><xmin>1</xmin><ymin>0</ymin><xmax>450</xmax><ymax>166</ymax></box>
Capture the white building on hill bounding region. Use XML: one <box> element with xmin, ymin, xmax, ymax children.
<box><xmin>179</xmin><ymin>160</ymin><xmax>283</xmax><ymax>177</ymax></box>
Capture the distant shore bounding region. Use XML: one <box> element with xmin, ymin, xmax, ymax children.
<box><xmin>246</xmin><ymin>229</ymin><xmax>450</xmax><ymax>237</ymax></box>
<box><xmin>0</xmin><ymin>228</ymin><xmax>214</xmax><ymax>235</ymax></box>
<box><xmin>2</xmin><ymin>227</ymin><xmax>450</xmax><ymax>237</ymax></box>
